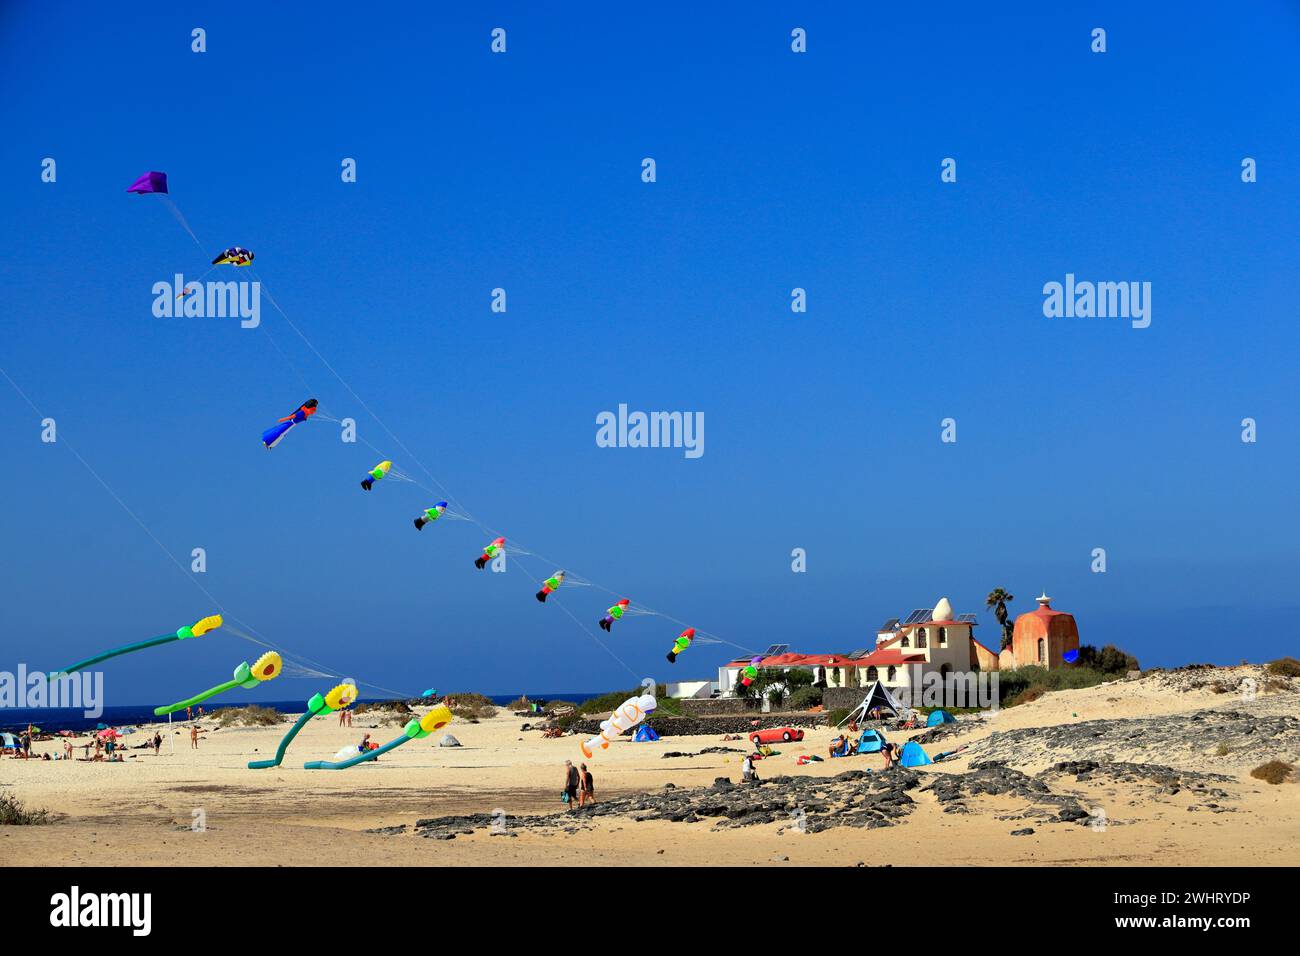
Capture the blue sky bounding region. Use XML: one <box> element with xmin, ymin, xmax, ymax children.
<box><xmin>2</xmin><ymin>3</ymin><xmax>1298</xmax><ymax>705</ymax></box>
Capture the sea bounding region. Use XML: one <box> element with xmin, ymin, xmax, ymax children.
<box><xmin>0</xmin><ymin>692</ymin><xmax>604</xmax><ymax>735</ymax></box>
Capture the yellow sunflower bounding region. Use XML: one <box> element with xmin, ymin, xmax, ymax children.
<box><xmin>252</xmin><ymin>651</ymin><xmax>283</xmax><ymax>682</ymax></box>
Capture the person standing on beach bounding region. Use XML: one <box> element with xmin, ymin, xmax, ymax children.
<box><xmin>153</xmin><ymin>732</ymin><xmax>162</xmax><ymax>755</ymax></box>
<box><xmin>578</xmin><ymin>763</ymin><xmax>595</xmax><ymax>807</ymax></box>
<box><xmin>563</xmin><ymin>760</ymin><xmax>580</xmax><ymax>810</ymax></box>
<box><xmin>881</xmin><ymin>742</ymin><xmax>896</xmax><ymax>769</ymax></box>
<box><xmin>190</xmin><ymin>725</ymin><xmax>199</xmax><ymax>750</ymax></box>
<box><xmin>186</xmin><ymin>706</ymin><xmax>192</xmax><ymax>721</ymax></box>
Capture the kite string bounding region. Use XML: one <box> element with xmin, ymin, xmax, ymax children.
<box><xmin>180</xmin><ymin>211</ymin><xmax>755</xmax><ymax>664</ymax></box>
<box><xmin>0</xmin><ymin>365</ymin><xmax>420</xmax><ymax>701</ymax></box>
<box><xmin>0</xmin><ymin>365</ymin><xmax>226</xmax><ymax>615</ymax></box>
<box><xmin>250</xmin><ymin>277</ymin><xmax>762</xmax><ymax>656</ymax></box>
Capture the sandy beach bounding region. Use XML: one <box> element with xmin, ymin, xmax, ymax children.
<box><xmin>3</xmin><ymin>667</ymin><xmax>1298</xmax><ymax>867</ymax></box>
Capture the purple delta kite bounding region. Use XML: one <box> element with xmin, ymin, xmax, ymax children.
<box><xmin>126</xmin><ymin>171</ymin><xmax>168</xmax><ymax>195</ymax></box>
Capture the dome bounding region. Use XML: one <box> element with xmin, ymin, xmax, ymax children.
<box><xmin>931</xmin><ymin>597</ymin><xmax>954</xmax><ymax>622</ymax></box>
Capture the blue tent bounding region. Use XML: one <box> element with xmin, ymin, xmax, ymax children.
<box><xmin>899</xmin><ymin>741</ymin><xmax>932</xmax><ymax>767</ymax></box>
<box><xmin>856</xmin><ymin>729</ymin><xmax>887</xmax><ymax>754</ymax></box>
<box><xmin>926</xmin><ymin>710</ymin><xmax>956</xmax><ymax>727</ymax></box>
<box><xmin>632</xmin><ymin>724</ymin><xmax>659</xmax><ymax>742</ymax></box>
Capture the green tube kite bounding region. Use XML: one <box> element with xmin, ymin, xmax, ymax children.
<box><xmin>303</xmin><ymin>704</ymin><xmax>452</xmax><ymax>770</ymax></box>
<box><xmin>248</xmin><ymin>681</ymin><xmax>358</xmax><ymax>769</ymax></box>
<box><xmin>51</xmin><ymin>615</ymin><xmax>223</xmax><ymax>678</ymax></box>
<box><xmin>154</xmin><ymin>651</ymin><xmax>282</xmax><ymax>716</ymax></box>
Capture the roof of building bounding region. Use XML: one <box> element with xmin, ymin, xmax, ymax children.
<box><xmin>853</xmin><ymin>648</ymin><xmax>926</xmax><ymax>667</ymax></box>
<box><xmin>1017</xmin><ymin>595</ymin><xmax>1075</xmax><ymax>622</ymax></box>
<box><xmin>723</xmin><ymin>652</ymin><xmax>843</xmax><ymax>668</ymax></box>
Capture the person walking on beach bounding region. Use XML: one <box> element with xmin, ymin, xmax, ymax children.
<box><xmin>578</xmin><ymin>763</ymin><xmax>595</xmax><ymax>808</ymax></box>
<box><xmin>153</xmin><ymin>732</ymin><xmax>162</xmax><ymax>755</ymax></box>
<box><xmin>190</xmin><ymin>725</ymin><xmax>199</xmax><ymax>750</ymax></box>
<box><xmin>186</xmin><ymin>706</ymin><xmax>192</xmax><ymax>721</ymax></box>
<box><xmin>563</xmin><ymin>760</ymin><xmax>580</xmax><ymax>810</ymax></box>
<box><xmin>20</xmin><ymin>729</ymin><xmax>31</xmax><ymax>759</ymax></box>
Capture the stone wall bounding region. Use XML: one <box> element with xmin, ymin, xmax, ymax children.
<box><xmin>823</xmin><ymin>687</ymin><xmax>871</xmax><ymax>713</ymax></box>
<box><xmin>676</xmin><ymin>697</ymin><xmax>761</xmax><ymax>716</ymax></box>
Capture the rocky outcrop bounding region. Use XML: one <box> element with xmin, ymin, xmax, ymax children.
<box><xmin>970</xmin><ymin>708</ymin><xmax>1300</xmax><ymax>771</ymax></box>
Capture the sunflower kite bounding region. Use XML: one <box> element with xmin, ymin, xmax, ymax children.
<box><xmin>154</xmin><ymin>651</ymin><xmax>282</xmax><ymax>716</ymax></box>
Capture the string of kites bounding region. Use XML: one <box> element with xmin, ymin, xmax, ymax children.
<box><xmin>44</xmin><ymin>171</ymin><xmax>762</xmax><ymax>763</ymax></box>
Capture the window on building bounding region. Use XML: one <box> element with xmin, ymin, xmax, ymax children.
<box><xmin>900</xmin><ymin>632</ymin><xmax>910</xmax><ymax>647</ymax></box>
<box><xmin>867</xmin><ymin>666</ymin><xmax>878</xmax><ymax>682</ymax></box>
<box><xmin>1037</xmin><ymin>638</ymin><xmax>1045</xmax><ymax>662</ymax></box>
<box><xmin>938</xmin><ymin>627</ymin><xmax>947</xmax><ymax>647</ymax></box>
<box><xmin>887</xmin><ymin>665</ymin><xmax>896</xmax><ymax>682</ymax></box>
<box><xmin>916</xmin><ymin>628</ymin><xmax>928</xmax><ymax>649</ymax></box>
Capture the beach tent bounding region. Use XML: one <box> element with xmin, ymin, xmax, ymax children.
<box><xmin>856</xmin><ymin>729</ymin><xmax>887</xmax><ymax>754</ymax></box>
<box><xmin>632</xmin><ymin>724</ymin><xmax>660</xmax><ymax>742</ymax></box>
<box><xmin>899</xmin><ymin>741</ymin><xmax>932</xmax><ymax>767</ymax></box>
<box><xmin>837</xmin><ymin>680</ymin><xmax>905</xmax><ymax>727</ymax></box>
<box><xmin>926</xmin><ymin>710</ymin><xmax>956</xmax><ymax>727</ymax></box>
<box><xmin>437</xmin><ymin>734</ymin><xmax>462</xmax><ymax>748</ymax></box>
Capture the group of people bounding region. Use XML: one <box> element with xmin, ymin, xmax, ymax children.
<box><xmin>9</xmin><ymin>728</ymin><xmax>172</xmax><ymax>761</ymax></box>
<box><xmin>829</xmin><ymin>733</ymin><xmax>900</xmax><ymax>767</ymax></box>
<box><xmin>563</xmin><ymin>760</ymin><xmax>595</xmax><ymax>809</ymax></box>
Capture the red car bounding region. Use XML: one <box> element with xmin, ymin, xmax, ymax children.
<box><xmin>749</xmin><ymin>727</ymin><xmax>804</xmax><ymax>745</ymax></box>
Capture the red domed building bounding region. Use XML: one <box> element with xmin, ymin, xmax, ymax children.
<box><xmin>998</xmin><ymin>592</ymin><xmax>1080</xmax><ymax>670</ymax></box>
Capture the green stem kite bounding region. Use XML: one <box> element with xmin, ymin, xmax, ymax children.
<box><xmin>248</xmin><ymin>682</ymin><xmax>359</xmax><ymax>769</ymax></box>
<box><xmin>154</xmin><ymin>651</ymin><xmax>282</xmax><ymax>716</ymax></box>
<box><xmin>51</xmin><ymin>615</ymin><xmax>223</xmax><ymax>678</ymax></box>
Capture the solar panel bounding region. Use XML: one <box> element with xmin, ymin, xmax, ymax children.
<box><xmin>903</xmin><ymin>608</ymin><xmax>930</xmax><ymax>625</ymax></box>
<box><xmin>878</xmin><ymin>618</ymin><xmax>899</xmax><ymax>632</ymax></box>
<box><xmin>956</xmin><ymin>613</ymin><xmax>978</xmax><ymax>624</ymax></box>
<box><xmin>847</xmin><ymin>648</ymin><xmax>870</xmax><ymax>660</ymax></box>
<box><xmin>762</xmin><ymin>643</ymin><xmax>789</xmax><ymax>657</ymax></box>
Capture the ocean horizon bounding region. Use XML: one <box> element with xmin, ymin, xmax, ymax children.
<box><xmin>0</xmin><ymin>692</ymin><xmax>608</xmax><ymax>735</ymax></box>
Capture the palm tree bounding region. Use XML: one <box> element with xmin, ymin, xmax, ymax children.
<box><xmin>986</xmin><ymin>588</ymin><xmax>1015</xmax><ymax>650</ymax></box>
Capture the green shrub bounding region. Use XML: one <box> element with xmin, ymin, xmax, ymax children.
<box><xmin>826</xmin><ymin>708</ymin><xmax>851</xmax><ymax>727</ymax></box>
<box><xmin>353</xmin><ymin>700</ymin><xmax>415</xmax><ymax>724</ymax></box>
<box><xmin>0</xmin><ymin>791</ymin><xmax>50</xmax><ymax>826</ymax></box>
<box><xmin>211</xmin><ymin>705</ymin><xmax>282</xmax><ymax>727</ymax></box>
<box><xmin>554</xmin><ymin>685</ymin><xmax>681</xmax><ymax>730</ymax></box>
<box><xmin>1265</xmin><ymin>657</ymin><xmax>1300</xmax><ymax>678</ymax></box>
<box><xmin>786</xmin><ymin>686</ymin><xmax>823</xmax><ymax>710</ymax></box>
<box><xmin>1071</xmin><ymin>644</ymin><xmax>1140</xmax><ymax>674</ymax></box>
<box><xmin>443</xmin><ymin>692</ymin><xmax>497</xmax><ymax>720</ymax></box>
<box><xmin>1250</xmin><ymin>761</ymin><xmax>1294</xmax><ymax>785</ymax></box>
